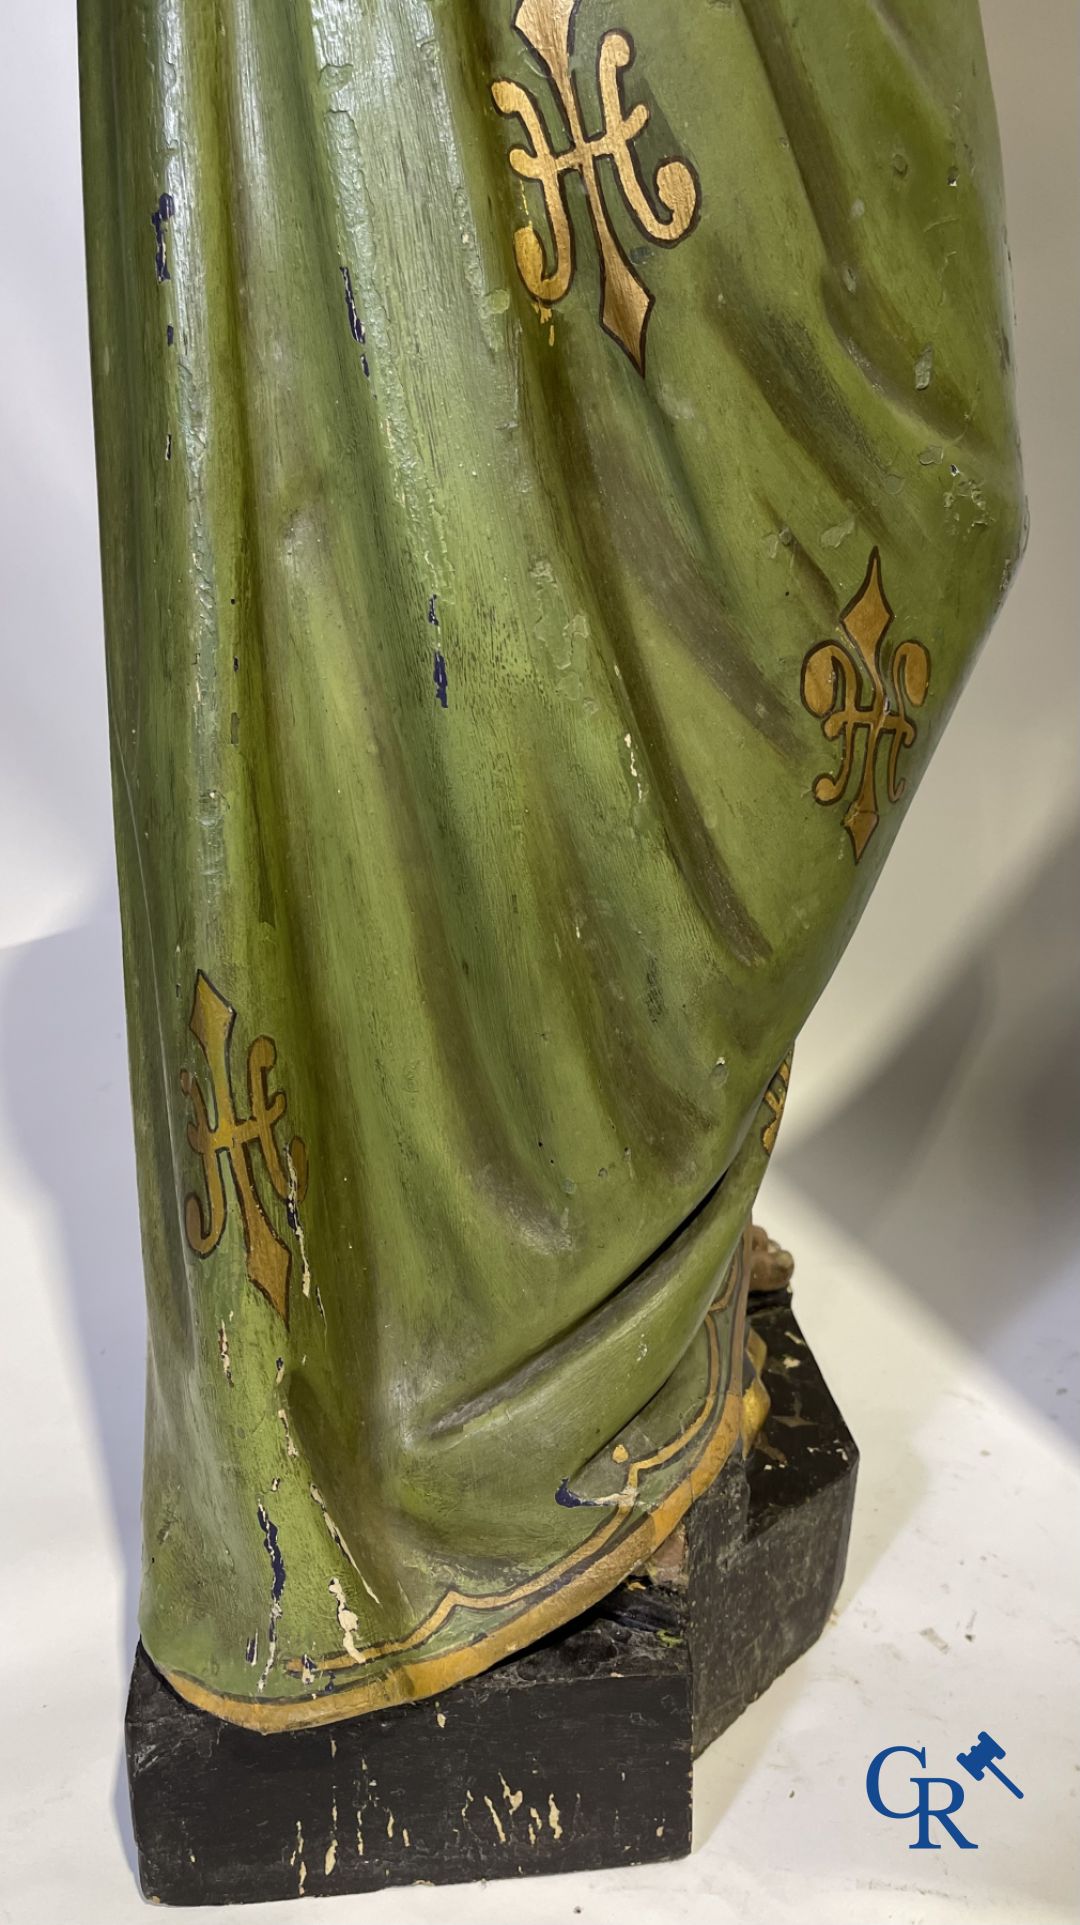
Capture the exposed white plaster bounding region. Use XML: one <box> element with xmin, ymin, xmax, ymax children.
<box><xmin>500</xmin><ymin>1772</ymin><xmax>524</xmax><ymax>1814</ymax></box>
<box><xmin>484</xmin><ymin>1795</ymin><xmax>506</xmax><ymax>1844</ymax></box>
<box><xmin>311</xmin><ymin>1486</ymin><xmax>379</xmax><ymax>1601</ymax></box>
<box><xmin>289</xmin><ymin>1819</ymin><xmax>307</xmax><ymax>1897</ymax></box>
<box><xmin>285</xmin><ymin>1145</ymin><xmax>312</xmax><ymax>1297</ymax></box>
<box><xmin>328</xmin><ymin>1576</ymin><xmax>363</xmax><ymax>1664</ymax></box>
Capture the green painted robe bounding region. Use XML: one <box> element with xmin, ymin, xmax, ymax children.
<box><xmin>78</xmin><ymin>0</ymin><xmax>1023</xmax><ymax>1728</ymax></box>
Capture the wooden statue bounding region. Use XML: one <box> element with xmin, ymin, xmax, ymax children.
<box><xmin>79</xmin><ymin>0</ymin><xmax>1022</xmax><ymax>1764</ymax></box>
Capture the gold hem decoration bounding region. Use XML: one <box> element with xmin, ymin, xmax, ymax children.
<box><xmin>289</xmin><ymin>1247</ymin><xmax>742</xmax><ymax>1683</ymax></box>
<box><xmin>161</xmin><ymin>1266</ymin><xmax>753</xmax><ymax>1733</ymax></box>
<box><xmin>740</xmin><ymin>1325</ymin><xmax>770</xmax><ymax>1455</ymax></box>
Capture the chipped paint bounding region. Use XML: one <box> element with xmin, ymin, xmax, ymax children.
<box><xmin>339</xmin><ymin>263</ymin><xmax>371</xmax><ymax>377</ymax></box>
<box><xmin>289</xmin><ymin>1818</ymin><xmax>307</xmax><ymax>1896</ymax></box>
<box><xmin>324</xmin><ymin>1789</ymin><xmax>338</xmax><ymax>1876</ymax></box>
<box><xmin>277</xmin><ymin>1406</ymin><xmax>299</xmax><ymax>1458</ymax></box>
<box><xmin>433</xmin><ymin>650</ymin><xmax>449</xmax><ymax>709</ymax></box>
<box><xmin>340</xmin><ymin>264</ymin><xmax>364</xmax><ymax>344</ymax></box>
<box><xmin>256</xmin><ymin>1505</ymin><xmax>285</xmax><ymax>1692</ymax></box>
<box><xmin>556</xmin><ymin>1475</ymin><xmax>623</xmax><ymax>1510</ymax></box>
<box><xmin>483</xmin><ymin>1795</ymin><xmax>506</xmax><ymax>1843</ymax></box>
<box><xmin>310</xmin><ymin>1484</ymin><xmax>379</xmax><ymax>1600</ymax></box>
<box><xmin>150</xmin><ymin>191</ymin><xmax>175</xmax><ymax>281</ymax></box>
<box><xmin>284</xmin><ymin>1143</ymin><xmax>312</xmax><ymax>1297</ymax></box>
<box><xmin>500</xmin><ymin>1772</ymin><xmax>524</xmax><ymax>1814</ymax></box>
<box><xmin>217</xmin><ymin>1321</ymin><xmax>233</xmax><ymax>1386</ymax></box>
<box><xmin>328</xmin><ymin>1576</ymin><xmax>364</xmax><ymax>1663</ymax></box>
<box><xmin>547</xmin><ymin>1792</ymin><xmax>563</xmax><ymax>1839</ymax></box>
<box><xmin>623</xmin><ymin>731</ymin><xmax>646</xmax><ymax>805</ymax></box>
<box><xmin>555</xmin><ymin>1476</ymin><xmax>590</xmax><ymax>1509</ymax></box>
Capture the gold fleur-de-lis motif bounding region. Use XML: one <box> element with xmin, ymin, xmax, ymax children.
<box><xmin>180</xmin><ymin>972</ymin><xmax>307</xmax><ymax>1323</ymax></box>
<box><xmin>490</xmin><ymin>0</ymin><xmax>700</xmax><ymax>371</ymax></box>
<box><xmin>801</xmin><ymin>549</ymin><xmax>931</xmax><ymax>862</ymax></box>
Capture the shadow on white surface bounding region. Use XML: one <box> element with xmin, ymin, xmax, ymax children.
<box><xmin>777</xmin><ymin>822</ymin><xmax>1080</xmax><ymax>1445</ymax></box>
<box><xmin>0</xmin><ymin>903</ymin><xmax>144</xmax><ymax>1878</ymax></box>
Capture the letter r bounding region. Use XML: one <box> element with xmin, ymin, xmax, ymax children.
<box><xmin>912</xmin><ymin>1776</ymin><xmax>977</xmax><ymax>1850</ymax></box>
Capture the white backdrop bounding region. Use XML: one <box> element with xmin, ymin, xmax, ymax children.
<box><xmin>0</xmin><ymin>5</ymin><xmax>1076</xmax><ymax>1923</ymax></box>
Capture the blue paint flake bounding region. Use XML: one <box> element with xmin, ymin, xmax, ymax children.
<box><xmin>166</xmin><ymin>323</ymin><xmax>175</xmax><ymax>346</ymax></box>
<box><xmin>433</xmin><ymin>650</ymin><xmax>448</xmax><ymax>709</ymax></box>
<box><xmin>340</xmin><ymin>264</ymin><xmax>370</xmax><ymax>376</ymax></box>
<box><xmin>257</xmin><ymin>1503</ymin><xmax>286</xmax><ymax>1602</ymax></box>
<box><xmin>339</xmin><ymin>264</ymin><xmax>371</xmax><ymax>376</ymax></box>
<box><xmin>151</xmin><ymin>192</ymin><xmax>175</xmax><ymax>282</ymax></box>
<box><xmin>556</xmin><ymin>1477</ymin><xmax>593</xmax><ymax>1509</ymax></box>
<box><xmin>339</xmin><ymin>264</ymin><xmax>364</xmax><ymax>341</ymax></box>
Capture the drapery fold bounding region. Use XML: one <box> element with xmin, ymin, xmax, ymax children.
<box><xmin>79</xmin><ymin>0</ymin><xmax>1022</xmax><ymax>1724</ymax></box>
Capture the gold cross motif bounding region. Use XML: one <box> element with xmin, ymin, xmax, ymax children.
<box><xmin>801</xmin><ymin>550</ymin><xmax>931</xmax><ymax>862</ymax></box>
<box><xmin>491</xmin><ymin>0</ymin><xmax>700</xmax><ymax>371</ymax></box>
<box><xmin>180</xmin><ymin>972</ymin><xmax>307</xmax><ymax>1322</ymax></box>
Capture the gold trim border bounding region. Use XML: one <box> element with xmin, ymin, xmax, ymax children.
<box><xmin>289</xmin><ymin>1244</ymin><xmax>741</xmax><ymax>1681</ymax></box>
<box><xmin>162</xmin><ymin>1261</ymin><xmax>753</xmax><ymax>1733</ymax></box>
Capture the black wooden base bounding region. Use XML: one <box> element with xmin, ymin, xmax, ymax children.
<box><xmin>126</xmin><ymin>1295</ymin><xmax>856</xmax><ymax>1905</ymax></box>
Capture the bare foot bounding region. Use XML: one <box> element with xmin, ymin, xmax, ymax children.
<box><xmin>748</xmin><ymin>1223</ymin><xmax>794</xmax><ymax>1295</ymax></box>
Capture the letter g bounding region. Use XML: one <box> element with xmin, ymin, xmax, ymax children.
<box><xmin>866</xmin><ymin>1745</ymin><xmax>927</xmax><ymax>1819</ymax></box>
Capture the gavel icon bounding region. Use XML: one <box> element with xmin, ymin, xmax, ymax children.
<box><xmin>956</xmin><ymin>1731</ymin><xmax>1023</xmax><ymax>1799</ymax></box>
